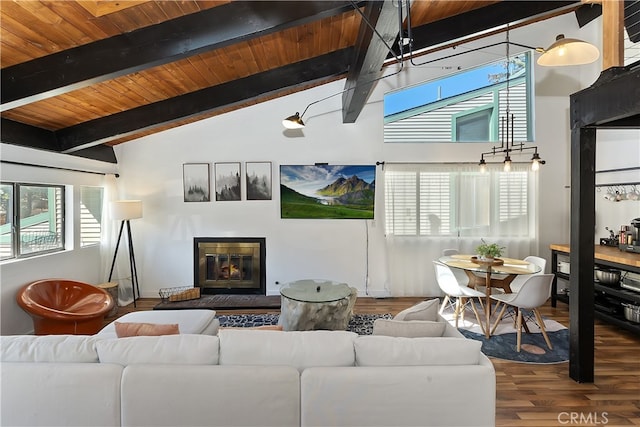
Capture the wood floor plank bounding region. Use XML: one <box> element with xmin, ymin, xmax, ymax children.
<box><xmin>108</xmin><ymin>296</ymin><xmax>640</xmax><ymax>425</ymax></box>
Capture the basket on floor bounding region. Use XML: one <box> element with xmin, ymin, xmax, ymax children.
<box><xmin>159</xmin><ymin>286</ymin><xmax>201</xmax><ymax>302</ymax></box>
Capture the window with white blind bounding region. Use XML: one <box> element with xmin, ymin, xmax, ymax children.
<box><xmin>384</xmin><ymin>163</ymin><xmax>535</xmax><ymax>238</ymax></box>
<box><xmin>80</xmin><ymin>186</ymin><xmax>104</xmax><ymax>247</ymax></box>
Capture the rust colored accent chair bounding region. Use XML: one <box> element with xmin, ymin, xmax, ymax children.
<box><xmin>17</xmin><ymin>279</ymin><xmax>115</xmax><ymax>335</ymax></box>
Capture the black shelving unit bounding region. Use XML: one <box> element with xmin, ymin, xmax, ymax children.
<box><xmin>551</xmin><ymin>247</ymin><xmax>640</xmax><ymax>336</ymax></box>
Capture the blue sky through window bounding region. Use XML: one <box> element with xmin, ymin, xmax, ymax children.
<box><xmin>383</xmin><ymin>57</ymin><xmax>522</xmax><ymax>117</ymax></box>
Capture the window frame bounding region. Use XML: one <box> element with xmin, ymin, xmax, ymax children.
<box><xmin>1</xmin><ymin>182</ymin><xmax>66</xmax><ymax>260</ymax></box>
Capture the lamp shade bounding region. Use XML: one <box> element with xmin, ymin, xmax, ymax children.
<box><xmin>282</xmin><ymin>112</ymin><xmax>305</xmax><ymax>129</ymax></box>
<box><xmin>110</xmin><ymin>200</ymin><xmax>143</xmax><ymax>221</ymax></box>
<box><xmin>537</xmin><ymin>34</ymin><xmax>599</xmax><ymax>66</ymax></box>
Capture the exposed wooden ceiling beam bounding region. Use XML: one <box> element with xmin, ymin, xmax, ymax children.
<box><xmin>57</xmin><ymin>48</ymin><xmax>354</xmax><ymax>153</ymax></box>
<box><xmin>1</xmin><ymin>1</ymin><xmax>359</xmax><ymax>111</ymax></box>
<box><xmin>0</xmin><ymin>117</ymin><xmax>117</xmax><ymax>163</ymax></box>
<box><xmin>603</xmin><ymin>0</ymin><xmax>625</xmax><ymax>69</ymax></box>
<box><xmin>342</xmin><ymin>0</ymin><xmax>401</xmax><ymax>123</ymax></box>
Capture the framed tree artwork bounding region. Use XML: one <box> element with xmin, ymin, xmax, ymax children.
<box><xmin>183</xmin><ymin>163</ymin><xmax>210</xmax><ymax>202</ymax></box>
<box><xmin>246</xmin><ymin>162</ymin><xmax>272</xmax><ymax>200</ymax></box>
<box><xmin>215</xmin><ymin>162</ymin><xmax>241</xmax><ymax>201</ymax></box>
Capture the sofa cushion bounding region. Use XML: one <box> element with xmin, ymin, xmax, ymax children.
<box><xmin>96</xmin><ymin>334</ymin><xmax>219</xmax><ymax>365</ymax></box>
<box><xmin>219</xmin><ymin>329</ymin><xmax>358</xmax><ymax>371</ymax></box>
<box><xmin>393</xmin><ymin>299</ymin><xmax>439</xmax><ymax>321</ymax></box>
<box><xmin>115</xmin><ymin>322</ymin><xmax>180</xmax><ymax>337</ymax></box>
<box><xmin>1</xmin><ymin>362</ymin><xmax>123</xmax><ymax>427</ymax></box>
<box><xmin>372</xmin><ymin>319</ymin><xmax>446</xmax><ymax>337</ymax></box>
<box><xmin>354</xmin><ymin>336</ymin><xmax>482</xmax><ymax>366</ymax></box>
<box><xmin>96</xmin><ymin>309</ymin><xmax>219</xmax><ymax>338</ymax></box>
<box><xmin>0</xmin><ymin>335</ymin><xmax>100</xmax><ymax>363</ymax></box>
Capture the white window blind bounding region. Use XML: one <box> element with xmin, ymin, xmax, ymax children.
<box><xmin>384</xmin><ymin>163</ymin><xmax>535</xmax><ymax>238</ymax></box>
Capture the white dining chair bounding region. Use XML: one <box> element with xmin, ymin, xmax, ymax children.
<box><xmin>509</xmin><ymin>255</ymin><xmax>547</xmax><ymax>293</ymax></box>
<box><xmin>433</xmin><ymin>261</ymin><xmax>486</xmax><ymax>335</ymax></box>
<box><xmin>489</xmin><ymin>274</ymin><xmax>555</xmax><ymax>352</ymax></box>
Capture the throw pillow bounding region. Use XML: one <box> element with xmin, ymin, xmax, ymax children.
<box><xmin>393</xmin><ymin>298</ymin><xmax>439</xmax><ymax>321</ymax></box>
<box><xmin>372</xmin><ymin>319</ymin><xmax>446</xmax><ymax>337</ymax></box>
<box><xmin>114</xmin><ymin>322</ymin><xmax>180</xmax><ymax>338</ymax></box>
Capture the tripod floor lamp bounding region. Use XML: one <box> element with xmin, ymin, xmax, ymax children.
<box><xmin>108</xmin><ymin>200</ymin><xmax>142</xmax><ymax>307</ymax></box>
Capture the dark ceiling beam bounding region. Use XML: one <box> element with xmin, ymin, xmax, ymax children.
<box><xmin>405</xmin><ymin>1</ymin><xmax>581</xmax><ymax>53</ymax></box>
<box><xmin>1</xmin><ymin>1</ymin><xmax>360</xmax><ymax>111</ymax></box>
<box><xmin>0</xmin><ymin>118</ymin><xmax>118</xmax><ymax>163</ymax></box>
<box><xmin>57</xmin><ymin>48</ymin><xmax>354</xmax><ymax>153</ymax></box>
<box><xmin>342</xmin><ymin>0</ymin><xmax>402</xmax><ymax>123</ymax></box>
<box><xmin>0</xmin><ymin>118</ymin><xmax>60</xmax><ymax>151</ymax></box>
<box><xmin>570</xmin><ymin>64</ymin><xmax>640</xmax><ymax>127</ymax></box>
<box><xmin>70</xmin><ymin>145</ymin><xmax>118</xmax><ymax>164</ymax></box>
<box><xmin>575</xmin><ymin>3</ymin><xmax>602</xmax><ymax>28</ymax></box>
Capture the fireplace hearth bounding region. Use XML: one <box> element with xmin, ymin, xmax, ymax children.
<box><xmin>194</xmin><ymin>237</ymin><xmax>266</xmax><ymax>295</ymax></box>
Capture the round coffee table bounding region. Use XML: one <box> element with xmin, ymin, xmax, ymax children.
<box><xmin>279</xmin><ymin>280</ymin><xmax>356</xmax><ymax>331</ymax></box>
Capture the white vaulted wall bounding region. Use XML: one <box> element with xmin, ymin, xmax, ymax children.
<box><xmin>3</xmin><ymin>13</ymin><xmax>627</xmax><ymax>334</ymax></box>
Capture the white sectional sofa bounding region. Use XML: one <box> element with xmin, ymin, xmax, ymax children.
<box><xmin>1</xmin><ymin>324</ymin><xmax>495</xmax><ymax>427</ymax></box>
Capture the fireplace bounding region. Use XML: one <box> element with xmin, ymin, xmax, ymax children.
<box><xmin>194</xmin><ymin>237</ymin><xmax>266</xmax><ymax>295</ymax></box>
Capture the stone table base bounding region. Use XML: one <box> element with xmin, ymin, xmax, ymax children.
<box><xmin>279</xmin><ymin>287</ymin><xmax>357</xmax><ymax>331</ymax></box>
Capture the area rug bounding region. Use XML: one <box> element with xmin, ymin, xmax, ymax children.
<box><xmin>217</xmin><ymin>313</ymin><xmax>392</xmax><ymax>335</ymax></box>
<box><xmin>440</xmin><ymin>304</ymin><xmax>569</xmax><ymax>364</ymax></box>
<box><xmin>154</xmin><ymin>294</ymin><xmax>281</xmax><ymax>311</ymax></box>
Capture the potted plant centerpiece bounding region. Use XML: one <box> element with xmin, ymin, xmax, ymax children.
<box><xmin>475</xmin><ymin>239</ymin><xmax>505</xmax><ymax>261</ymax></box>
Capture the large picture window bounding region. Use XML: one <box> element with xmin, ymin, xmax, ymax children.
<box><xmin>384</xmin><ymin>51</ymin><xmax>533</xmax><ymax>144</ymax></box>
<box><xmin>384</xmin><ymin>163</ymin><xmax>536</xmax><ymax>239</ymax></box>
<box><xmin>1</xmin><ymin>183</ymin><xmax>65</xmax><ymax>260</ymax></box>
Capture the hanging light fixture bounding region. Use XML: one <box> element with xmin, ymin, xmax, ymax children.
<box><xmin>478</xmin><ymin>27</ymin><xmax>546</xmax><ymax>172</ymax></box>
<box><xmin>537</xmin><ymin>34</ymin><xmax>600</xmax><ymax>66</ymax></box>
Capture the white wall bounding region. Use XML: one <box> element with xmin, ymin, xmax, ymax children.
<box><xmin>3</xmin><ymin>13</ymin><xmax>625</xmax><ymax>334</ymax></box>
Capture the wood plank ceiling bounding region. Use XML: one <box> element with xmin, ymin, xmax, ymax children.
<box><xmin>1</xmin><ymin>0</ymin><xmax>593</xmax><ymax>163</ymax></box>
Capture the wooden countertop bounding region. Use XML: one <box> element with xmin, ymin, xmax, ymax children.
<box><xmin>550</xmin><ymin>244</ymin><xmax>640</xmax><ymax>268</ymax></box>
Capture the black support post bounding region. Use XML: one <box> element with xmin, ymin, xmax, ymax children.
<box><xmin>569</xmin><ymin>126</ymin><xmax>596</xmax><ymax>383</ymax></box>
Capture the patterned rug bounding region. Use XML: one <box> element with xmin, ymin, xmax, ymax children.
<box><xmin>440</xmin><ymin>304</ymin><xmax>570</xmax><ymax>364</ymax></box>
<box><xmin>217</xmin><ymin>313</ymin><xmax>392</xmax><ymax>335</ymax></box>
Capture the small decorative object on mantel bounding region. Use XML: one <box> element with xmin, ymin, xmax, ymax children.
<box><xmin>475</xmin><ymin>239</ymin><xmax>505</xmax><ymax>262</ymax></box>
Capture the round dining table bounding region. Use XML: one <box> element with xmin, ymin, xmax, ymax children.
<box><xmin>438</xmin><ymin>254</ymin><xmax>542</xmax><ymax>338</ymax></box>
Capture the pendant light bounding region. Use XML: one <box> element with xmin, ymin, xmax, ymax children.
<box><xmin>478</xmin><ymin>27</ymin><xmax>546</xmax><ymax>172</ymax></box>
<box><xmin>537</xmin><ymin>34</ymin><xmax>600</xmax><ymax>66</ymax></box>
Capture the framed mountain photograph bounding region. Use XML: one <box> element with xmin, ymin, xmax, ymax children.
<box><xmin>280</xmin><ymin>164</ymin><xmax>375</xmax><ymax>219</ymax></box>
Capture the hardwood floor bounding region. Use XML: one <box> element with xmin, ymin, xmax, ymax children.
<box><xmin>111</xmin><ymin>297</ymin><xmax>640</xmax><ymax>426</ymax></box>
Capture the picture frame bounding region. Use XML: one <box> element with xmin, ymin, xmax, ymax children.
<box><xmin>183</xmin><ymin>163</ymin><xmax>210</xmax><ymax>202</ymax></box>
<box><xmin>280</xmin><ymin>164</ymin><xmax>376</xmax><ymax>219</ymax></box>
<box><xmin>215</xmin><ymin>162</ymin><xmax>241</xmax><ymax>201</ymax></box>
<box><xmin>246</xmin><ymin>162</ymin><xmax>272</xmax><ymax>200</ymax></box>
